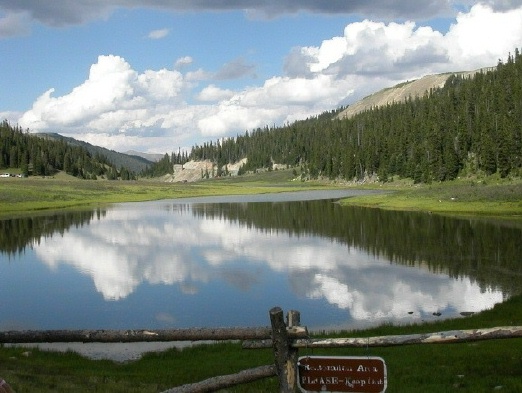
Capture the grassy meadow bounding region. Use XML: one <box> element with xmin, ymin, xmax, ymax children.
<box><xmin>340</xmin><ymin>175</ymin><xmax>522</xmax><ymax>218</ymax></box>
<box><xmin>0</xmin><ymin>169</ymin><xmax>329</xmax><ymax>218</ymax></box>
<box><xmin>1</xmin><ymin>295</ymin><xmax>522</xmax><ymax>392</ymax></box>
<box><xmin>1</xmin><ymin>170</ymin><xmax>522</xmax><ymax>392</ymax></box>
<box><xmin>1</xmin><ymin>169</ymin><xmax>521</xmax><ymax>219</ymax></box>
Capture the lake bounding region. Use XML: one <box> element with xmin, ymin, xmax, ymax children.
<box><xmin>1</xmin><ymin>189</ymin><xmax>520</xmax><ymax>333</ymax></box>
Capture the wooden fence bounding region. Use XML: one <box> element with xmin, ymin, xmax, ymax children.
<box><xmin>1</xmin><ymin>307</ymin><xmax>522</xmax><ymax>392</ymax></box>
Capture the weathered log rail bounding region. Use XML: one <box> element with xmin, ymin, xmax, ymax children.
<box><xmin>161</xmin><ymin>365</ymin><xmax>277</xmax><ymax>393</ymax></box>
<box><xmin>243</xmin><ymin>325</ymin><xmax>522</xmax><ymax>349</ymax></box>
<box><xmin>2</xmin><ymin>309</ymin><xmax>522</xmax><ymax>393</ymax></box>
<box><xmin>0</xmin><ymin>327</ymin><xmax>278</xmax><ymax>344</ymax></box>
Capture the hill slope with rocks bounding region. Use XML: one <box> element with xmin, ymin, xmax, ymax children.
<box><xmin>162</xmin><ymin>159</ymin><xmax>247</xmax><ymax>182</ymax></box>
<box><xmin>337</xmin><ymin>68</ymin><xmax>492</xmax><ymax>120</ymax></box>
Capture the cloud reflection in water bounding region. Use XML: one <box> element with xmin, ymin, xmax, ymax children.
<box><xmin>32</xmin><ymin>200</ymin><xmax>504</xmax><ymax>328</ymax></box>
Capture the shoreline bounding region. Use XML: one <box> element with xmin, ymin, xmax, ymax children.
<box><xmin>6</xmin><ymin>341</ymin><xmax>217</xmax><ymax>362</ymax></box>
<box><xmin>1</xmin><ymin>172</ymin><xmax>521</xmax><ymax>219</ymax></box>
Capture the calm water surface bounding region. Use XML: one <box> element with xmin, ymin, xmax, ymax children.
<box><xmin>1</xmin><ymin>189</ymin><xmax>520</xmax><ymax>332</ymax></box>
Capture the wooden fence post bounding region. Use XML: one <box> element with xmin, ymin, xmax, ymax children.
<box><xmin>287</xmin><ymin>309</ymin><xmax>300</xmax><ymax>391</ymax></box>
<box><xmin>270</xmin><ymin>307</ymin><xmax>297</xmax><ymax>393</ymax></box>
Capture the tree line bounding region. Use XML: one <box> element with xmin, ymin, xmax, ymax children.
<box><xmin>0</xmin><ymin>121</ymin><xmax>136</xmax><ymax>180</ymax></box>
<box><xmin>187</xmin><ymin>48</ymin><xmax>522</xmax><ymax>183</ymax></box>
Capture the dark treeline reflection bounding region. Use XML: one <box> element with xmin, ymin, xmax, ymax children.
<box><xmin>190</xmin><ymin>200</ymin><xmax>522</xmax><ymax>294</ymax></box>
<box><xmin>0</xmin><ymin>209</ymin><xmax>106</xmax><ymax>255</ymax></box>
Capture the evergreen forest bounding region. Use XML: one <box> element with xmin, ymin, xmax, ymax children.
<box><xmin>189</xmin><ymin>48</ymin><xmax>522</xmax><ymax>183</ymax></box>
<box><xmin>0</xmin><ymin>121</ymin><xmax>136</xmax><ymax>180</ymax></box>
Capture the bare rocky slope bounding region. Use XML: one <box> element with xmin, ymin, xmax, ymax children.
<box><xmin>162</xmin><ymin>159</ymin><xmax>247</xmax><ymax>182</ymax></box>
<box><xmin>337</xmin><ymin>68</ymin><xmax>492</xmax><ymax>120</ymax></box>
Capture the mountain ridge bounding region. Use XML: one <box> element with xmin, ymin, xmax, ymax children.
<box><xmin>36</xmin><ymin>133</ymin><xmax>153</xmax><ymax>173</ymax></box>
<box><xmin>124</xmin><ymin>150</ymin><xmax>164</xmax><ymax>163</ymax></box>
<box><xmin>337</xmin><ymin>67</ymin><xmax>493</xmax><ymax>120</ymax></box>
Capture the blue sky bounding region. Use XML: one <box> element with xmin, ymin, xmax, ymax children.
<box><xmin>1</xmin><ymin>1</ymin><xmax>522</xmax><ymax>154</ymax></box>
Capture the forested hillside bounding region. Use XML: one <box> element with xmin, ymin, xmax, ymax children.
<box><xmin>0</xmin><ymin>121</ymin><xmax>136</xmax><ymax>180</ymax></box>
<box><xmin>37</xmin><ymin>133</ymin><xmax>152</xmax><ymax>174</ymax></box>
<box><xmin>188</xmin><ymin>49</ymin><xmax>522</xmax><ymax>183</ymax></box>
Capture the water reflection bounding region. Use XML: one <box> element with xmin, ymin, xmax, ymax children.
<box><xmin>0</xmin><ymin>191</ymin><xmax>520</xmax><ymax>331</ymax></box>
<box><xmin>192</xmin><ymin>201</ymin><xmax>522</xmax><ymax>294</ymax></box>
<box><xmin>0</xmin><ymin>209</ymin><xmax>105</xmax><ymax>255</ymax></box>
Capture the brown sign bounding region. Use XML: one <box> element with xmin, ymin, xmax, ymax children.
<box><xmin>297</xmin><ymin>356</ymin><xmax>387</xmax><ymax>393</ymax></box>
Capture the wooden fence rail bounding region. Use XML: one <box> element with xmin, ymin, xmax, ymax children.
<box><xmin>243</xmin><ymin>325</ymin><xmax>522</xmax><ymax>349</ymax></box>
<box><xmin>2</xmin><ymin>308</ymin><xmax>522</xmax><ymax>392</ymax></box>
<box><xmin>0</xmin><ymin>327</ymin><xmax>308</xmax><ymax>344</ymax></box>
<box><xmin>161</xmin><ymin>365</ymin><xmax>277</xmax><ymax>393</ymax></box>
<box><xmin>0</xmin><ymin>327</ymin><xmax>274</xmax><ymax>343</ymax></box>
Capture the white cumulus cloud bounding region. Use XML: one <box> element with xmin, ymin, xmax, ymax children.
<box><xmin>20</xmin><ymin>55</ymin><xmax>137</xmax><ymax>128</ymax></box>
<box><xmin>14</xmin><ymin>4</ymin><xmax>522</xmax><ymax>153</ymax></box>
<box><xmin>197</xmin><ymin>85</ymin><xmax>235</xmax><ymax>102</ymax></box>
<box><xmin>445</xmin><ymin>3</ymin><xmax>522</xmax><ymax>68</ymax></box>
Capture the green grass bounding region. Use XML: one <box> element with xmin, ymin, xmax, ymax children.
<box><xmin>2</xmin><ymin>295</ymin><xmax>522</xmax><ymax>392</ymax></box>
<box><xmin>2</xmin><ymin>171</ymin><xmax>521</xmax><ymax>219</ymax></box>
<box><xmin>1</xmin><ymin>171</ymin><xmax>522</xmax><ymax>391</ymax></box>
<box><xmin>340</xmin><ymin>176</ymin><xmax>522</xmax><ymax>218</ymax></box>
<box><xmin>0</xmin><ymin>169</ymin><xmax>327</xmax><ymax>218</ymax></box>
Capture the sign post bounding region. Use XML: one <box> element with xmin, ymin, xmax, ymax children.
<box><xmin>297</xmin><ymin>356</ymin><xmax>387</xmax><ymax>393</ymax></box>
